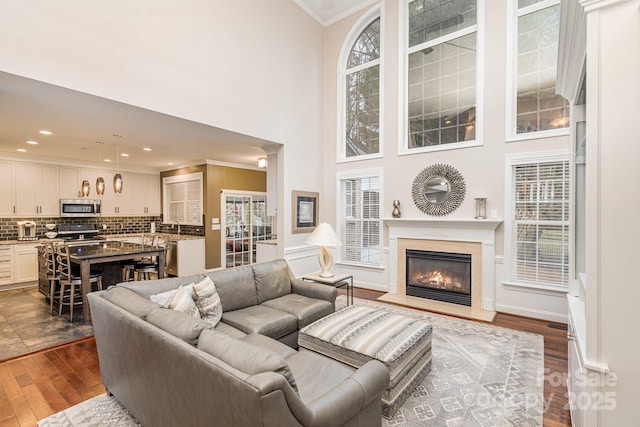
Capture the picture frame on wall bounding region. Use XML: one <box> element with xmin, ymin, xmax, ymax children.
<box><xmin>292</xmin><ymin>190</ymin><xmax>319</xmax><ymax>234</ymax></box>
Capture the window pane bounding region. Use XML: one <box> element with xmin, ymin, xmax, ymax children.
<box><xmin>516</xmin><ymin>4</ymin><xmax>569</xmax><ymax>134</ymax></box>
<box><xmin>345</xmin><ymin>65</ymin><xmax>380</xmax><ymax>157</ymax></box>
<box><xmin>340</xmin><ymin>175</ymin><xmax>381</xmax><ymax>265</ymax></box>
<box><xmin>408</xmin><ymin>33</ymin><xmax>476</xmax><ymax>148</ymax></box>
<box><xmin>347</xmin><ymin>18</ymin><xmax>381</xmax><ymax>68</ymax></box>
<box><xmin>409</xmin><ymin>0</ymin><xmax>477</xmax><ymax>48</ymax></box>
<box><xmin>512</xmin><ymin>160</ymin><xmax>569</xmax><ymax>287</ymax></box>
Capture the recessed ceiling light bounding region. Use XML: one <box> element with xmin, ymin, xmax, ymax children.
<box><xmin>26</xmin><ymin>140</ymin><xmax>38</xmax><ymax>145</ymax></box>
<box><xmin>168</xmin><ymin>162</ymin><xmax>174</xmax><ymax>166</ymax></box>
<box><xmin>104</xmin><ymin>159</ymin><xmax>112</xmax><ymax>162</ymax></box>
<box><xmin>39</xmin><ymin>130</ymin><xmax>52</xmax><ymax>135</ymax></box>
<box><xmin>143</xmin><ymin>147</ymin><xmax>152</xmax><ymax>151</ymax></box>
<box><xmin>17</xmin><ymin>148</ymin><xmax>27</xmax><ymax>152</ymax></box>
<box><xmin>121</xmin><ymin>153</ymin><xmax>129</xmax><ymax>157</ymax></box>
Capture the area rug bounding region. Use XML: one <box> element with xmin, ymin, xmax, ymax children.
<box><xmin>38</xmin><ymin>295</ymin><xmax>543</xmax><ymax>427</ymax></box>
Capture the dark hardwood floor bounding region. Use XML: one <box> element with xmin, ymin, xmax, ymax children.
<box><xmin>0</xmin><ymin>287</ymin><xmax>571</xmax><ymax>427</ymax></box>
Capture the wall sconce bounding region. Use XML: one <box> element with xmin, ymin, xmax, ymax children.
<box><xmin>96</xmin><ymin>177</ymin><xmax>105</xmax><ymax>195</ymax></box>
<box><xmin>258</xmin><ymin>157</ymin><xmax>267</xmax><ymax>168</ymax></box>
<box><xmin>81</xmin><ymin>180</ymin><xmax>90</xmax><ymax>197</ymax></box>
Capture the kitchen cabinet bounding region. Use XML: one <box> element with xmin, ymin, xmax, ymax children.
<box><xmin>165</xmin><ymin>237</ymin><xmax>205</xmax><ymax>277</ymax></box>
<box><xmin>59</xmin><ymin>166</ymin><xmax>81</xmax><ymax>199</ymax></box>
<box><xmin>132</xmin><ymin>173</ymin><xmax>161</xmax><ymax>215</ymax></box>
<box><xmin>13</xmin><ymin>243</ymin><xmax>39</xmax><ymax>283</ymax></box>
<box><xmin>15</xmin><ymin>163</ymin><xmax>59</xmax><ymax>216</ymax></box>
<box><xmin>0</xmin><ymin>161</ymin><xmax>14</xmax><ymax>216</ymax></box>
<box><xmin>0</xmin><ymin>245</ymin><xmax>12</xmax><ymax>286</ymax></box>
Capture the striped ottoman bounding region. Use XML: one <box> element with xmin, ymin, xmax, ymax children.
<box><xmin>298</xmin><ymin>305</ymin><xmax>432</xmax><ymax>418</ymax></box>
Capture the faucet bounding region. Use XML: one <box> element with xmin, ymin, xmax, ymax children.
<box><xmin>172</xmin><ymin>221</ymin><xmax>181</xmax><ymax>235</ymax></box>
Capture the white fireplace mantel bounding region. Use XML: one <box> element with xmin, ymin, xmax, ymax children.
<box><xmin>384</xmin><ymin>217</ymin><xmax>503</xmax><ymax>314</ymax></box>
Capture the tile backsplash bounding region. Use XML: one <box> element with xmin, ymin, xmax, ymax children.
<box><xmin>0</xmin><ymin>216</ymin><xmax>205</xmax><ymax>240</ymax></box>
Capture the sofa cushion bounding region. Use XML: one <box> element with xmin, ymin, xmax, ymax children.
<box><xmin>286</xmin><ymin>349</ymin><xmax>354</xmax><ymax>403</ymax></box>
<box><xmin>240</xmin><ymin>334</ymin><xmax>297</xmax><ymax>359</ymax></box>
<box><xmin>146</xmin><ymin>307</ymin><xmax>211</xmax><ymax>345</ymax></box>
<box><xmin>213</xmin><ymin>321</ymin><xmax>247</xmax><ymax>338</ymax></box>
<box><xmin>221</xmin><ymin>305</ymin><xmax>298</xmax><ymax>340</ymax></box>
<box><xmin>198</xmin><ymin>329</ymin><xmax>298</xmax><ymax>393</ymax></box>
<box><xmin>252</xmin><ymin>259</ymin><xmax>292</xmax><ymax>304</ymax></box>
<box><xmin>205</xmin><ymin>266</ymin><xmax>256</xmax><ymax>312</ymax></box>
<box><xmin>261</xmin><ymin>293</ymin><xmax>334</xmax><ymax>328</ymax></box>
<box><xmin>169</xmin><ymin>285</ymin><xmax>201</xmax><ymax>318</ymax></box>
<box><xmin>102</xmin><ymin>287</ymin><xmax>160</xmax><ymax>319</ymax></box>
<box><xmin>193</xmin><ymin>276</ymin><xmax>222</xmax><ymax>327</ymax></box>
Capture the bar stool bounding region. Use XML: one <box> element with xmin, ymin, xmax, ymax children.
<box><xmin>44</xmin><ymin>242</ymin><xmax>62</xmax><ymax>315</ymax></box>
<box><xmin>56</xmin><ymin>244</ymin><xmax>103</xmax><ymax>322</ymax></box>
<box><xmin>134</xmin><ymin>234</ymin><xmax>164</xmax><ymax>281</ymax></box>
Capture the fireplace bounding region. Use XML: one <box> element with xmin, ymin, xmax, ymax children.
<box><xmin>406</xmin><ymin>249</ymin><xmax>472</xmax><ymax>306</ymax></box>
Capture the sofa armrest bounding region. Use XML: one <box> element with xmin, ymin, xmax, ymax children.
<box><xmin>306</xmin><ymin>360</ymin><xmax>389</xmax><ymax>427</ymax></box>
<box><xmin>291</xmin><ymin>278</ymin><xmax>337</xmax><ymax>305</ymax></box>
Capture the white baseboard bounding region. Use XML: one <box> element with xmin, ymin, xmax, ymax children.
<box><xmin>496</xmin><ymin>303</ymin><xmax>568</xmax><ymax>323</ymax></box>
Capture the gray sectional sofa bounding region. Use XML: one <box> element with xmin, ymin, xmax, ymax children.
<box><xmin>88</xmin><ymin>259</ymin><xmax>390</xmax><ymax>427</ymax></box>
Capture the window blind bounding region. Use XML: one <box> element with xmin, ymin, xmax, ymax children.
<box><xmin>341</xmin><ymin>175</ymin><xmax>381</xmax><ymax>265</ymax></box>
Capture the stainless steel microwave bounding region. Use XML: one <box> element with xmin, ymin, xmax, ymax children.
<box><xmin>60</xmin><ymin>199</ymin><xmax>102</xmax><ymax>217</ymax></box>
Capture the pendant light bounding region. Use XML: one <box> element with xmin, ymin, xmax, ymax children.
<box><xmin>113</xmin><ymin>134</ymin><xmax>123</xmax><ymax>193</ymax></box>
<box><xmin>81</xmin><ymin>180</ymin><xmax>90</xmax><ymax>197</ymax></box>
<box><xmin>96</xmin><ymin>145</ymin><xmax>105</xmax><ymax>195</ymax></box>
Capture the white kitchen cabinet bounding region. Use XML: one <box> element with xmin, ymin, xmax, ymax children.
<box><xmin>13</xmin><ymin>243</ymin><xmax>39</xmax><ymax>284</ymax></box>
<box><xmin>15</xmin><ymin>163</ymin><xmax>59</xmax><ymax>216</ymax></box>
<box><xmin>132</xmin><ymin>173</ymin><xmax>160</xmax><ymax>215</ymax></box>
<box><xmin>0</xmin><ymin>245</ymin><xmax>13</xmax><ymax>287</ymax></box>
<box><xmin>0</xmin><ymin>161</ymin><xmax>14</xmax><ymax>216</ymax></box>
<box><xmin>59</xmin><ymin>166</ymin><xmax>81</xmax><ymax>199</ymax></box>
<box><xmin>83</xmin><ymin>167</ymin><xmax>117</xmax><ymax>214</ymax></box>
<box><xmin>166</xmin><ymin>238</ymin><xmax>205</xmax><ymax>277</ymax></box>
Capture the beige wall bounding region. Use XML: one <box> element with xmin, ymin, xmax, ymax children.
<box><xmin>320</xmin><ymin>1</ymin><xmax>569</xmax><ymax>320</ymax></box>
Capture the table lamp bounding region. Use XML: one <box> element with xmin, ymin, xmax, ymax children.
<box><xmin>304</xmin><ymin>223</ymin><xmax>342</xmax><ymax>277</ymax></box>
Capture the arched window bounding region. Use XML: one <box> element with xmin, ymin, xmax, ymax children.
<box><xmin>339</xmin><ymin>13</ymin><xmax>382</xmax><ymax>161</ymax></box>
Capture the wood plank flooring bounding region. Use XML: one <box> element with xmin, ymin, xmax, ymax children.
<box><xmin>0</xmin><ymin>287</ymin><xmax>571</xmax><ymax>427</ymax></box>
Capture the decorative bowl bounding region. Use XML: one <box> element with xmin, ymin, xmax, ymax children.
<box><xmin>45</xmin><ymin>231</ymin><xmax>58</xmax><ymax>239</ymax></box>
<box><xmin>45</xmin><ymin>224</ymin><xmax>56</xmax><ymax>231</ymax></box>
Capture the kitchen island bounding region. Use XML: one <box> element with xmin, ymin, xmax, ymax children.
<box><xmin>67</xmin><ymin>241</ymin><xmax>167</xmax><ymax>322</ymax></box>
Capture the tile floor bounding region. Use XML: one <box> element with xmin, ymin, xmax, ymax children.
<box><xmin>0</xmin><ymin>286</ymin><xmax>93</xmax><ymax>361</ymax></box>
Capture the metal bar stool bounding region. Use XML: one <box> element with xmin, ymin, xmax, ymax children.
<box><xmin>55</xmin><ymin>244</ymin><xmax>103</xmax><ymax>322</ymax></box>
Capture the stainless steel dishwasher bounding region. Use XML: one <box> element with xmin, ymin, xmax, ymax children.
<box><xmin>165</xmin><ymin>240</ymin><xmax>178</xmax><ymax>276</ymax></box>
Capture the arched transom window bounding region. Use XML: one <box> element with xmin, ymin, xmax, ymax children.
<box><xmin>341</xmin><ymin>16</ymin><xmax>381</xmax><ymax>160</ymax></box>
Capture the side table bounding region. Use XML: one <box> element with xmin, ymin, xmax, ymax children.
<box><xmin>302</xmin><ymin>272</ymin><xmax>353</xmax><ymax>306</ymax></box>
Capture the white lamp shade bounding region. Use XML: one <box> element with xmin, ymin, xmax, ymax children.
<box><xmin>304</xmin><ymin>223</ymin><xmax>342</xmax><ymax>247</ymax></box>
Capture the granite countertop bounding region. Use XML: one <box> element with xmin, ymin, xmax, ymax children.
<box><xmin>256</xmin><ymin>239</ymin><xmax>278</xmax><ymax>245</ymax></box>
<box><xmin>104</xmin><ymin>233</ymin><xmax>204</xmax><ymax>241</ymax></box>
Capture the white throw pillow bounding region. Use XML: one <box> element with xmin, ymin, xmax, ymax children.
<box><xmin>168</xmin><ymin>285</ymin><xmax>201</xmax><ymax>318</ymax></box>
<box><xmin>150</xmin><ymin>284</ymin><xmax>194</xmax><ymax>307</ymax></box>
<box><xmin>193</xmin><ymin>276</ymin><xmax>223</xmax><ymax>327</ymax></box>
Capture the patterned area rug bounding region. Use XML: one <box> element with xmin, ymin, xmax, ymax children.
<box><xmin>38</xmin><ymin>295</ymin><xmax>543</xmax><ymax>427</ymax></box>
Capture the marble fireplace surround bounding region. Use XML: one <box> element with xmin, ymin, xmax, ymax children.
<box><xmin>379</xmin><ymin>218</ymin><xmax>502</xmax><ymax>322</ymax></box>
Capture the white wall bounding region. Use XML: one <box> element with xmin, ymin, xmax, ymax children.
<box><xmin>0</xmin><ymin>0</ymin><xmax>325</xmax><ymax>249</ymax></box>
<box><xmin>318</xmin><ymin>0</ymin><xmax>570</xmax><ymax>321</ymax></box>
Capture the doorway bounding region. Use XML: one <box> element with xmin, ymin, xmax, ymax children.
<box><xmin>221</xmin><ymin>191</ymin><xmax>273</xmax><ymax>268</ymax></box>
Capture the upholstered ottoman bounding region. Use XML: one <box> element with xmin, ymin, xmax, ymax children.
<box><xmin>299</xmin><ymin>305</ymin><xmax>432</xmax><ymax>418</ymax></box>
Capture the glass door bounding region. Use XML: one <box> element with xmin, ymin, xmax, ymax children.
<box><xmin>222</xmin><ymin>192</ymin><xmax>272</xmax><ymax>268</ymax></box>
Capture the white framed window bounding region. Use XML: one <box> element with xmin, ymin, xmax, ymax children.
<box><xmin>337</xmin><ymin>168</ymin><xmax>383</xmax><ymax>267</ymax></box>
<box><xmin>401</xmin><ymin>0</ymin><xmax>482</xmax><ymax>155</ymax></box>
<box><xmin>162</xmin><ymin>172</ymin><xmax>203</xmax><ymax>226</ymax></box>
<box><xmin>504</xmin><ymin>151</ymin><xmax>570</xmax><ymax>290</ymax></box>
<box><xmin>506</xmin><ymin>0</ymin><xmax>569</xmax><ymax>140</ymax></box>
<box><xmin>338</xmin><ymin>7</ymin><xmax>382</xmax><ymax>162</ymax></box>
